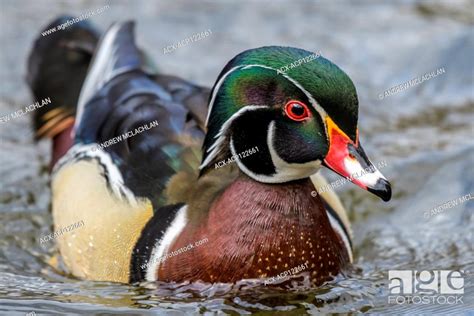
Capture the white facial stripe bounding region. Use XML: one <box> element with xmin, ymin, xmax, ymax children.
<box><xmin>231</xmin><ymin>120</ymin><xmax>322</xmax><ymax>183</ymax></box>
<box><xmin>203</xmin><ymin>63</ymin><xmax>327</xmax><ymax>181</ymax></box>
<box><xmin>229</xmin><ymin>136</ymin><xmax>272</xmax><ymax>183</ymax></box>
<box><xmin>265</xmin><ymin>121</ymin><xmax>322</xmax><ymax>183</ymax></box>
<box><xmin>240</xmin><ymin>64</ymin><xmax>328</xmax><ymax>130</ymax></box>
<box><xmin>205</xmin><ymin>63</ymin><xmax>327</xmax><ymax>130</ymax></box>
<box><xmin>343</xmin><ymin>157</ymin><xmax>387</xmax><ymax>187</ymax></box>
<box><xmin>205</xmin><ymin>65</ymin><xmax>242</xmax><ymax>126</ymax></box>
<box><xmin>53</xmin><ymin>143</ymin><xmax>139</xmax><ymax>206</ymax></box>
<box><xmin>199</xmin><ymin>105</ymin><xmax>268</xmax><ymax>170</ymax></box>
<box><xmin>229</xmin><ymin>131</ymin><xmax>281</xmax><ymax>183</ymax></box>
<box><xmin>146</xmin><ymin>205</ymin><xmax>188</xmax><ymax>282</ymax></box>
<box><xmin>327</xmin><ymin>211</ymin><xmax>353</xmax><ymax>263</ymax></box>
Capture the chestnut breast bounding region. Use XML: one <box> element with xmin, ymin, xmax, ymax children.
<box><xmin>157</xmin><ymin>175</ymin><xmax>350</xmax><ymax>285</ymax></box>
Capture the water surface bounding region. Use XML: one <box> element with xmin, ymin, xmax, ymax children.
<box><xmin>0</xmin><ymin>0</ymin><xmax>473</xmax><ymax>314</ymax></box>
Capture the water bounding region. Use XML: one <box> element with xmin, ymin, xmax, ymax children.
<box><xmin>0</xmin><ymin>0</ymin><xmax>473</xmax><ymax>314</ymax></box>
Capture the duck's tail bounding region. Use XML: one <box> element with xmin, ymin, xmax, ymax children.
<box><xmin>73</xmin><ymin>21</ymin><xmax>144</xmax><ymax>137</ymax></box>
<box><xmin>72</xmin><ymin>21</ymin><xmax>166</xmax><ymax>144</ymax></box>
<box><xmin>26</xmin><ymin>15</ymin><xmax>100</xmax><ymax>141</ymax></box>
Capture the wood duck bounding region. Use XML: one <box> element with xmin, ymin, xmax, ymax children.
<box><xmin>28</xmin><ymin>19</ymin><xmax>391</xmax><ymax>285</ymax></box>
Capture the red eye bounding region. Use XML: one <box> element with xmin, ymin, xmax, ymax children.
<box><xmin>284</xmin><ymin>100</ymin><xmax>311</xmax><ymax>121</ymax></box>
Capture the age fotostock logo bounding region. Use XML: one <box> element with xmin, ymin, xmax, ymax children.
<box><xmin>388</xmin><ymin>270</ymin><xmax>464</xmax><ymax>305</ymax></box>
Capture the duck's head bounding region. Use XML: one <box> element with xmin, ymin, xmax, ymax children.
<box><xmin>199</xmin><ymin>46</ymin><xmax>391</xmax><ymax>202</ymax></box>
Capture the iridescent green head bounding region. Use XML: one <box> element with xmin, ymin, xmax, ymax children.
<box><xmin>200</xmin><ymin>46</ymin><xmax>390</xmax><ymax>201</ymax></box>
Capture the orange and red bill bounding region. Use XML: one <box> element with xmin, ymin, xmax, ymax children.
<box><xmin>323</xmin><ymin>117</ymin><xmax>391</xmax><ymax>202</ymax></box>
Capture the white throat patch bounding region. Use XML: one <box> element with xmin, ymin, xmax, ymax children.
<box><xmin>199</xmin><ymin>105</ymin><xmax>268</xmax><ymax>170</ymax></box>
<box><xmin>264</xmin><ymin>121</ymin><xmax>322</xmax><ymax>183</ymax></box>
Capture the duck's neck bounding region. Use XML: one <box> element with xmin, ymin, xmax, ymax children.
<box><xmin>159</xmin><ymin>173</ymin><xmax>350</xmax><ymax>284</ymax></box>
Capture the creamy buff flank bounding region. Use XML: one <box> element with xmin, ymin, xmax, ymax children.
<box><xmin>52</xmin><ymin>160</ymin><xmax>153</xmax><ymax>282</ymax></box>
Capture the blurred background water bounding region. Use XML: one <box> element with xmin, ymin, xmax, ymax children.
<box><xmin>0</xmin><ymin>0</ymin><xmax>473</xmax><ymax>314</ymax></box>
